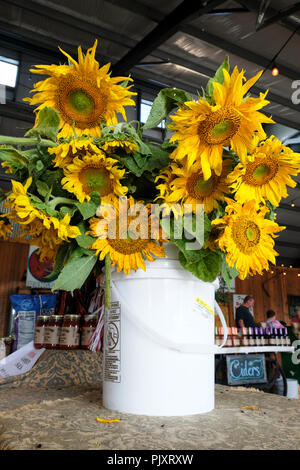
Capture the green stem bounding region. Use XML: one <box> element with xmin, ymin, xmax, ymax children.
<box><xmin>48</xmin><ymin>197</ymin><xmax>76</xmax><ymax>209</ymax></box>
<box><xmin>0</xmin><ymin>136</ymin><xmax>57</xmax><ymax>148</ymax></box>
<box><xmin>105</xmin><ymin>253</ymin><xmax>111</xmax><ymax>311</ymax></box>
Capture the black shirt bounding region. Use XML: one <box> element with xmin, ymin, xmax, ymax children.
<box><xmin>235</xmin><ymin>305</ymin><xmax>256</xmax><ymax>328</ymax></box>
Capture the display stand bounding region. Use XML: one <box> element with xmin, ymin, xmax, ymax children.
<box><xmin>215</xmin><ymin>346</ymin><xmax>295</xmax><ymax>396</ymax></box>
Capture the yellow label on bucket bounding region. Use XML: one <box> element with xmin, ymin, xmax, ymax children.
<box><xmin>195</xmin><ymin>297</ymin><xmax>214</xmax><ymax>318</ymax></box>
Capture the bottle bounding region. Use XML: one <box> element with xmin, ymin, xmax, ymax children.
<box><xmin>34</xmin><ymin>316</ymin><xmax>49</xmax><ymax>349</ymax></box>
<box><xmin>59</xmin><ymin>315</ymin><xmax>81</xmax><ymax>350</ymax></box>
<box><xmin>265</xmin><ymin>327</ymin><xmax>271</xmax><ymax>345</ymax></box>
<box><xmin>273</xmin><ymin>328</ymin><xmax>280</xmax><ymax>346</ymax></box>
<box><xmin>57</xmin><ymin>291</ymin><xmax>67</xmax><ymax>316</ymax></box>
<box><xmin>44</xmin><ymin>315</ymin><xmax>63</xmax><ymax>349</ymax></box>
<box><xmin>278</xmin><ymin>328</ymin><xmax>284</xmax><ymax>346</ymax></box>
<box><xmin>231</xmin><ymin>327</ymin><xmax>240</xmax><ymax>347</ymax></box>
<box><xmin>284</xmin><ymin>327</ymin><xmax>291</xmax><ymax>346</ymax></box>
<box><xmin>73</xmin><ymin>289</ymin><xmax>89</xmax><ymax>330</ymax></box>
<box><xmin>81</xmin><ymin>314</ymin><xmax>97</xmax><ymax>349</ymax></box>
<box><xmin>248</xmin><ymin>327</ymin><xmax>255</xmax><ymax>346</ymax></box>
<box><xmin>260</xmin><ymin>327</ymin><xmax>266</xmax><ymax>346</ymax></box>
<box><xmin>269</xmin><ymin>327</ymin><xmax>276</xmax><ymax>346</ymax></box>
<box><xmin>254</xmin><ymin>327</ymin><xmax>261</xmax><ymax>346</ymax></box>
<box><xmin>224</xmin><ymin>327</ymin><xmax>233</xmax><ymax>347</ymax></box>
<box><xmin>241</xmin><ymin>327</ymin><xmax>249</xmax><ymax>347</ymax></box>
<box><xmin>217</xmin><ymin>327</ymin><xmax>224</xmax><ymax>347</ymax></box>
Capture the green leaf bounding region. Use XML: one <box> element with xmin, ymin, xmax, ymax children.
<box><xmin>36</xmin><ymin>180</ymin><xmax>50</xmax><ymax>198</ymax></box>
<box><xmin>0</xmin><ymin>147</ymin><xmax>29</xmax><ymax>166</ymax></box>
<box><xmin>265</xmin><ymin>200</ymin><xmax>276</xmax><ymax>221</ymax></box>
<box><xmin>76</xmin><ymin>234</ymin><xmax>96</xmax><ymax>249</ymax></box>
<box><xmin>53</xmin><ymin>252</ymin><xmax>97</xmax><ymax>291</ymax></box>
<box><xmin>59</xmin><ymin>205</ymin><xmax>77</xmax><ymax>218</ymax></box>
<box><xmin>206</xmin><ymin>56</ymin><xmax>230</xmax><ymax>100</ymax></box>
<box><xmin>36</xmin><ymin>160</ymin><xmax>44</xmax><ymax>171</ymax></box>
<box><xmin>179</xmin><ymin>249</ymin><xmax>222</xmax><ymax>282</ymax></box>
<box><xmin>89</xmin><ymin>191</ymin><xmax>101</xmax><ymax>207</ymax></box>
<box><xmin>221</xmin><ymin>256</ymin><xmax>238</xmax><ymax>290</ymax></box>
<box><xmin>46</xmin><ymin>243</ymin><xmax>70</xmax><ymax>281</ymax></box>
<box><xmin>143</xmin><ymin>88</ymin><xmax>191</xmax><ymax>130</ymax></box>
<box><xmin>75</xmin><ymin>200</ymin><xmax>98</xmax><ymax>220</ymax></box>
<box><xmin>25</xmin><ymin>107</ymin><xmax>60</xmax><ymax>142</ymax></box>
<box><xmin>143</xmin><ymin>144</ymin><xmax>170</xmax><ymax>172</ymax></box>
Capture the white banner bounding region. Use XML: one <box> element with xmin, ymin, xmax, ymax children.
<box><xmin>0</xmin><ymin>341</ymin><xmax>45</xmax><ymax>379</ymax></box>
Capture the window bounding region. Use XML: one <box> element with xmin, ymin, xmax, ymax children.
<box><xmin>0</xmin><ymin>56</ymin><xmax>19</xmax><ymax>87</ymax></box>
<box><xmin>140</xmin><ymin>98</ymin><xmax>165</xmax><ymax>129</ymax></box>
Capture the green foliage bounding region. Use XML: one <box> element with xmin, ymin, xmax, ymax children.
<box><xmin>25</xmin><ymin>107</ymin><xmax>60</xmax><ymax>142</ymax></box>
<box><xmin>75</xmin><ymin>199</ymin><xmax>98</xmax><ymax>220</ymax></box>
<box><xmin>143</xmin><ymin>88</ymin><xmax>191</xmax><ymax>130</ymax></box>
<box><xmin>179</xmin><ymin>249</ymin><xmax>223</xmax><ymax>283</ymax></box>
<box><xmin>265</xmin><ymin>200</ymin><xmax>276</xmax><ymax>221</ymax></box>
<box><xmin>0</xmin><ymin>146</ymin><xmax>28</xmax><ymax>168</ymax></box>
<box><xmin>53</xmin><ymin>251</ymin><xmax>97</xmax><ymax>291</ymax></box>
<box><xmin>221</xmin><ymin>255</ymin><xmax>238</xmax><ymax>290</ymax></box>
<box><xmin>46</xmin><ymin>243</ymin><xmax>71</xmax><ymax>281</ymax></box>
<box><xmin>205</xmin><ymin>57</ymin><xmax>230</xmax><ymax>103</ymax></box>
<box><xmin>160</xmin><ymin>214</ymin><xmax>222</xmax><ymax>282</ymax></box>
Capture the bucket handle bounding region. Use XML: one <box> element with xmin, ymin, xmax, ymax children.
<box><xmin>110</xmin><ymin>282</ymin><xmax>227</xmax><ymax>355</ymax></box>
<box><xmin>214</xmin><ymin>301</ymin><xmax>228</xmax><ymax>348</ymax></box>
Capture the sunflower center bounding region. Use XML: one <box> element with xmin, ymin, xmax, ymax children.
<box><xmin>57</xmin><ymin>74</ymin><xmax>108</xmax><ymax>129</ymax></box>
<box><xmin>186</xmin><ymin>173</ymin><xmax>216</xmax><ymax>199</ymax></box>
<box><xmin>109</xmin><ymin>238</ymin><xmax>149</xmax><ymax>254</ymax></box>
<box><xmin>199</xmin><ymin>107</ymin><xmax>241</xmax><ymax>145</ymax></box>
<box><xmin>231</xmin><ymin>217</ymin><xmax>261</xmax><ymax>253</ymax></box>
<box><xmin>79</xmin><ymin>166</ymin><xmax>112</xmax><ymax>196</ymax></box>
<box><xmin>243</xmin><ymin>158</ymin><xmax>279</xmax><ymax>186</ymax></box>
<box><xmin>68</xmin><ymin>90</ymin><xmax>94</xmax><ymax>114</ymax></box>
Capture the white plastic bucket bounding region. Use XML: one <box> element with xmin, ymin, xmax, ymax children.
<box><xmin>103</xmin><ymin>244</ymin><xmax>227</xmax><ymax>416</ymax></box>
<box><xmin>286</xmin><ymin>379</ymin><xmax>299</xmax><ymax>399</ymax></box>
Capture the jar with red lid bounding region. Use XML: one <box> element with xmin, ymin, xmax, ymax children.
<box><xmin>34</xmin><ymin>316</ymin><xmax>49</xmax><ymax>349</ymax></box>
<box><xmin>44</xmin><ymin>315</ymin><xmax>63</xmax><ymax>349</ymax></box>
<box><xmin>59</xmin><ymin>315</ymin><xmax>80</xmax><ymax>350</ymax></box>
<box><xmin>81</xmin><ymin>314</ymin><xmax>97</xmax><ymax>349</ymax></box>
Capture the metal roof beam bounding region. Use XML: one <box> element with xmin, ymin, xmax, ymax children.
<box><xmin>276</xmin><ymin>241</ymin><xmax>300</xmax><ymax>249</ymax></box>
<box><xmin>181</xmin><ymin>25</ymin><xmax>300</xmax><ymax>82</ymax></box>
<box><xmin>256</xmin><ymin>1</ymin><xmax>300</xmax><ymax>31</ymax></box>
<box><xmin>150</xmin><ymin>49</ymin><xmax>300</xmax><ymax>114</ymax></box>
<box><xmin>112</xmin><ymin>0</ymin><xmax>225</xmax><ymax>75</ymax></box>
<box><xmin>237</xmin><ymin>0</ymin><xmax>300</xmax><ymax>32</ymax></box>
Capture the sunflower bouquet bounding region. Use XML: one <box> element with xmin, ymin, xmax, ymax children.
<box><xmin>0</xmin><ymin>41</ymin><xmax>298</xmax><ymax>293</ymax></box>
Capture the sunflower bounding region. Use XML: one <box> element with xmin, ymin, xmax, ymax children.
<box><xmin>101</xmin><ymin>139</ymin><xmax>139</xmax><ymax>155</ymax></box>
<box><xmin>169</xmin><ymin>67</ymin><xmax>274</xmax><ymax>180</ymax></box>
<box><xmin>48</xmin><ymin>137</ymin><xmax>102</xmax><ymax>168</ymax></box>
<box><xmin>228</xmin><ymin>135</ymin><xmax>300</xmax><ymax>206</ymax></box>
<box><xmin>212</xmin><ymin>199</ymin><xmax>284</xmax><ymax>279</ymax></box>
<box><xmin>1</xmin><ymin>161</ymin><xmax>14</xmax><ymax>174</ymax></box>
<box><xmin>24</xmin><ymin>40</ymin><xmax>136</xmax><ymax>138</ymax></box>
<box><xmin>6</xmin><ymin>178</ymin><xmax>80</xmax><ymax>259</ymax></box>
<box><xmin>0</xmin><ymin>217</ymin><xmax>12</xmax><ymax>240</ymax></box>
<box><xmin>88</xmin><ymin>196</ymin><xmax>166</xmax><ymax>274</ymax></box>
<box><xmin>157</xmin><ymin>158</ymin><xmax>232</xmax><ymax>213</ymax></box>
<box><xmin>61</xmin><ymin>153</ymin><xmax>127</xmax><ymax>203</ymax></box>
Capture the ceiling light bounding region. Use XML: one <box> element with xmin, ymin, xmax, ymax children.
<box><xmin>271</xmin><ymin>65</ymin><xmax>279</xmax><ymax>77</ymax></box>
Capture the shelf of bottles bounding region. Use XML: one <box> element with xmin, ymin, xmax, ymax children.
<box><xmin>215</xmin><ymin>326</ymin><xmax>294</xmax><ymax>354</ymax></box>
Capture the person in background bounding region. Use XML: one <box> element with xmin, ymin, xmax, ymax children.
<box><xmin>291</xmin><ymin>306</ymin><xmax>300</xmax><ymax>325</ymax></box>
<box><xmin>266</xmin><ymin>310</ymin><xmax>284</xmax><ymax>329</ymax></box>
<box><xmin>235</xmin><ymin>295</ymin><xmax>256</xmax><ymax>328</ymax></box>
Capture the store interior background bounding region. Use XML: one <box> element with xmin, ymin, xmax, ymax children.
<box><xmin>0</xmin><ymin>0</ymin><xmax>300</xmax><ymax>335</ymax></box>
